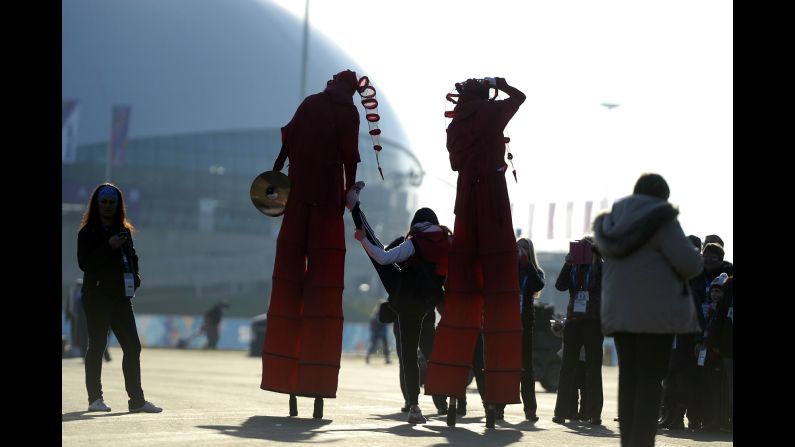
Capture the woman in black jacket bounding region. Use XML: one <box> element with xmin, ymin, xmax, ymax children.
<box><xmin>77</xmin><ymin>183</ymin><xmax>161</xmax><ymax>414</ymax></box>
<box><xmin>348</xmin><ymin>182</ymin><xmax>451</xmax><ymax>425</ymax></box>
<box><xmin>491</xmin><ymin>237</ymin><xmax>545</xmax><ymax>421</ymax></box>
<box><xmin>552</xmin><ymin>236</ymin><xmax>604</xmax><ymax>425</ymax></box>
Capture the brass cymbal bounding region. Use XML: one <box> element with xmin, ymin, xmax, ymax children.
<box><xmin>250</xmin><ymin>170</ymin><xmax>290</xmax><ymax>217</ymax></box>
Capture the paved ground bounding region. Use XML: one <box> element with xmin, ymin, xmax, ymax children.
<box><xmin>62</xmin><ymin>348</ymin><xmax>732</xmax><ymax>446</ymax></box>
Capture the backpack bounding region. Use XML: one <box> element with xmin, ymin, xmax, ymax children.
<box><xmin>391</xmin><ymin>240</ymin><xmax>445</xmax><ymax>311</ymax></box>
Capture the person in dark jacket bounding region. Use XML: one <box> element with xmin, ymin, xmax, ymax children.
<box><xmin>366</xmin><ymin>301</ymin><xmax>391</xmax><ymax>364</ymax></box>
<box><xmin>658</xmin><ymin>235</ymin><xmax>705</xmax><ymax>430</ymax></box>
<box><xmin>261</xmin><ymin>70</ymin><xmax>361</xmax><ymax>419</ymax></box>
<box><xmin>697</xmin><ymin>273</ymin><xmax>728</xmax><ymax>431</ymax></box>
<box><xmin>709</xmin><ymin>275</ymin><xmax>733</xmax><ymax>430</ymax></box>
<box><xmin>348</xmin><ymin>183</ymin><xmax>452</xmax><ymax>425</ymax></box>
<box><xmin>491</xmin><ymin>238</ymin><xmax>545</xmax><ymax>421</ymax></box>
<box><xmin>77</xmin><ymin>183</ymin><xmax>161</xmax><ymax>414</ymax></box>
<box><xmin>682</xmin><ymin>239</ymin><xmax>731</xmax><ymax>430</ymax></box>
<box><xmin>593</xmin><ymin>173</ymin><xmax>703</xmax><ymax>447</ymax></box>
<box><xmin>552</xmin><ymin>236</ymin><xmax>604</xmax><ymax>426</ymax></box>
<box><xmin>202</xmin><ymin>300</ymin><xmax>230</xmax><ymax>349</ymax></box>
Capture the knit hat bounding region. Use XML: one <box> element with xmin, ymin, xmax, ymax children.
<box><xmin>710</xmin><ymin>272</ymin><xmax>728</xmax><ymax>288</ymax></box>
<box><xmin>702</xmin><ymin>242</ymin><xmax>725</xmax><ymax>257</ymax></box>
<box><xmin>703</xmin><ymin>234</ymin><xmax>724</xmax><ymax>248</ymax></box>
<box><xmin>410</xmin><ymin>207</ymin><xmax>439</xmax><ymax>227</ymax></box>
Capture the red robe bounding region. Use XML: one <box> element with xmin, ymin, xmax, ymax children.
<box><xmin>425</xmin><ymin>83</ymin><xmax>526</xmax><ymax>404</ymax></box>
<box><xmin>261</xmin><ymin>70</ymin><xmax>360</xmax><ymax>398</ymax></box>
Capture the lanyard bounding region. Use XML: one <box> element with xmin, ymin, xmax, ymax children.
<box><xmin>122</xmin><ymin>251</ymin><xmax>131</xmax><ymax>273</ymax></box>
<box><xmin>571</xmin><ymin>266</ymin><xmax>590</xmax><ymax>291</ymax></box>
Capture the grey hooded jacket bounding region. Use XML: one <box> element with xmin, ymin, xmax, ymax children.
<box><xmin>593</xmin><ymin>194</ymin><xmax>703</xmax><ymax>335</ymax></box>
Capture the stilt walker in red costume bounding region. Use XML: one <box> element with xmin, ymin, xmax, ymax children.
<box><xmin>260</xmin><ymin>70</ymin><xmax>360</xmax><ymax>418</ymax></box>
<box><xmin>424</xmin><ymin>77</ymin><xmax>526</xmax><ymax>427</ymax></box>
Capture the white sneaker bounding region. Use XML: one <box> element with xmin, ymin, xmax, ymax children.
<box><xmin>129</xmin><ymin>401</ymin><xmax>163</xmax><ymax>413</ymax></box>
<box><xmin>88</xmin><ymin>399</ymin><xmax>111</xmax><ymax>412</ymax></box>
<box><xmin>346</xmin><ymin>181</ymin><xmax>365</xmax><ymax>210</ymax></box>
<box><xmin>407</xmin><ymin>405</ymin><xmax>426</xmax><ymax>424</ymax></box>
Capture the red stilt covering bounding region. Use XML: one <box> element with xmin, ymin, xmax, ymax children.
<box><xmin>425</xmin><ymin>183</ymin><xmax>522</xmax><ymax>404</ymax></box>
<box><xmin>261</xmin><ymin>202</ymin><xmax>345</xmax><ymax>398</ymax></box>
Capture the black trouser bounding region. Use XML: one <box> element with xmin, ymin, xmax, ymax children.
<box><xmin>661</xmin><ymin>368</ymin><xmax>688</xmax><ymax>423</ymax></box>
<box><xmin>570</xmin><ymin>359</ymin><xmax>587</xmax><ymax>417</ymax></box>
<box><xmin>367</xmin><ymin>330</ymin><xmax>390</xmax><ymax>360</ymax></box>
<box><xmin>83</xmin><ymin>291</ymin><xmax>146</xmax><ymax>409</ymax></box>
<box><xmin>554</xmin><ymin>319</ymin><xmax>604</xmax><ymax>420</ymax></box>
<box><xmin>393</xmin><ymin>306</ymin><xmax>428</xmax><ymax>406</ymax></box>
<box><xmin>614</xmin><ymin>333</ymin><xmax>673</xmax><ymax>447</ymax></box>
<box><xmin>702</xmin><ymin>363</ymin><xmax>724</xmax><ymax>429</ymax></box>
<box><xmin>206</xmin><ymin>323</ymin><xmax>220</xmax><ymax>349</ymax></box>
<box><xmin>394</xmin><ymin>310</ymin><xmax>448</xmax><ymax>409</ymax></box>
<box><xmin>681</xmin><ymin>358</ymin><xmax>704</xmax><ymax>425</ymax></box>
<box><xmin>661</xmin><ymin>334</ymin><xmax>699</xmax><ymax>424</ymax></box>
<box><xmin>353</xmin><ymin>203</ymin><xmax>444</xmax><ymax>409</ymax></box>
<box><xmin>722</xmin><ymin>357</ymin><xmax>732</xmax><ymax>425</ymax></box>
<box><xmin>493</xmin><ymin>312</ymin><xmax>538</xmax><ymax>415</ymax></box>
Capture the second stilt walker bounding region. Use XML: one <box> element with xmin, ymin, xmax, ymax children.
<box><xmin>424</xmin><ymin>77</ymin><xmax>526</xmax><ymax>427</ymax></box>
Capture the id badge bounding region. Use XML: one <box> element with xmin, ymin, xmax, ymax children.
<box><xmin>727</xmin><ymin>307</ymin><xmax>733</xmax><ymax>321</ymax></box>
<box><xmin>697</xmin><ymin>347</ymin><xmax>707</xmax><ymax>366</ymax></box>
<box><xmin>124</xmin><ymin>273</ymin><xmax>135</xmax><ymax>297</ymax></box>
<box><xmin>573</xmin><ymin>291</ymin><xmax>588</xmax><ymax>313</ymax></box>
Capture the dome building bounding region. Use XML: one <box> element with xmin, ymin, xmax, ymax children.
<box><xmin>62</xmin><ymin>0</ymin><xmax>423</xmax><ymax>318</ymax></box>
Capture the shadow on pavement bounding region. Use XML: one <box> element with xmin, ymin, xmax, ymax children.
<box><xmin>201</xmin><ymin>412</ymin><xmax>525</xmax><ymax>446</ymax></box>
<box><xmin>549</xmin><ymin>420</ymin><xmax>618</xmax><ymax>438</ymax></box>
<box><xmin>62</xmin><ymin>411</ymin><xmax>139</xmax><ymax>422</ymax></box>
<box><xmin>660</xmin><ymin>428</ymin><xmax>733</xmax><ymax>442</ymax></box>
<box><xmin>199</xmin><ymin>416</ymin><xmax>332</xmax><ymax>442</ymax></box>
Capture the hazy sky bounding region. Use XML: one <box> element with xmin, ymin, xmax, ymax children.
<box><xmin>268</xmin><ymin>0</ymin><xmax>733</xmax><ymax>259</ymax></box>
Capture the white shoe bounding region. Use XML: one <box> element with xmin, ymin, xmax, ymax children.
<box><xmin>129</xmin><ymin>401</ymin><xmax>163</xmax><ymax>413</ymax></box>
<box><xmin>407</xmin><ymin>405</ymin><xmax>426</xmax><ymax>424</ymax></box>
<box><xmin>346</xmin><ymin>181</ymin><xmax>365</xmax><ymax>210</ymax></box>
<box><xmin>88</xmin><ymin>398</ymin><xmax>111</xmax><ymax>412</ymax></box>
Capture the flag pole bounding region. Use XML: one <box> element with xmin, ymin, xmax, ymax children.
<box><xmin>105</xmin><ymin>138</ymin><xmax>112</xmax><ymax>182</ymax></box>
<box><xmin>299</xmin><ymin>0</ymin><xmax>310</xmax><ymax>101</ymax></box>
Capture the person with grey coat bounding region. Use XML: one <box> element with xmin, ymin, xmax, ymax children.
<box><xmin>592</xmin><ymin>173</ymin><xmax>702</xmax><ymax>447</ymax></box>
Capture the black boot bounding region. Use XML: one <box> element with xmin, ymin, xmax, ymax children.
<box><xmin>289</xmin><ymin>394</ymin><xmax>297</xmax><ymax>416</ymax></box>
<box><xmin>525</xmin><ymin>409</ymin><xmax>539</xmax><ymax>422</ymax></box>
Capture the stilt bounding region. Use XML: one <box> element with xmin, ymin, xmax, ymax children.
<box><xmin>313</xmin><ymin>397</ymin><xmax>324</xmax><ymax>419</ymax></box>
<box><xmin>485</xmin><ymin>404</ymin><xmax>496</xmax><ymax>429</ymax></box>
<box><xmin>446</xmin><ymin>397</ymin><xmax>457</xmax><ymax>427</ymax></box>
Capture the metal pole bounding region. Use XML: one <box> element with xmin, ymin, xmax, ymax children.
<box><xmin>299</xmin><ymin>0</ymin><xmax>310</xmax><ymax>101</ymax></box>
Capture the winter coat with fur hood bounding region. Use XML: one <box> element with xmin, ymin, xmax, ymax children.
<box><xmin>592</xmin><ymin>194</ymin><xmax>703</xmax><ymax>335</ymax></box>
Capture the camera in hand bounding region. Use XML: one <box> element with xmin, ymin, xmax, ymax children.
<box><xmin>569</xmin><ymin>240</ymin><xmax>593</xmax><ymax>264</ymax></box>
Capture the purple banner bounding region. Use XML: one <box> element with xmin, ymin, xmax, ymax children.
<box><xmin>110</xmin><ymin>105</ymin><xmax>131</xmax><ymax>167</ymax></box>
